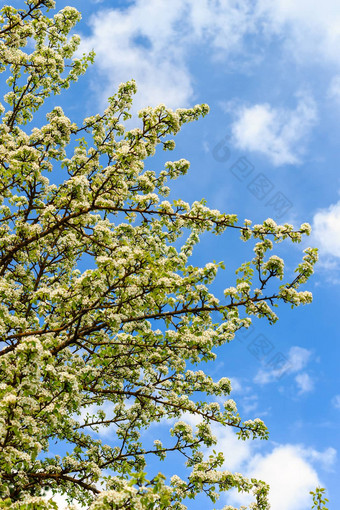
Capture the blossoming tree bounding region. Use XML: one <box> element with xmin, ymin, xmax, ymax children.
<box><xmin>0</xmin><ymin>1</ymin><xmax>318</xmax><ymax>509</ymax></box>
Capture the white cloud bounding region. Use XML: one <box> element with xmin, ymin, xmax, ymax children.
<box><xmin>181</xmin><ymin>411</ymin><xmax>204</xmax><ymax>428</ymax></box>
<box><xmin>79</xmin><ymin>0</ymin><xmax>340</xmax><ymax>118</ymax></box>
<box><xmin>254</xmin><ymin>345</ymin><xmax>312</xmax><ymax>385</ymax></box>
<box><xmin>229</xmin><ymin>376</ymin><xmax>243</xmax><ymax>393</ymax></box>
<box><xmin>295</xmin><ymin>372</ymin><xmax>314</xmax><ymax>394</ymax></box>
<box><xmin>180</xmin><ymin>412</ymin><xmax>335</xmax><ymax>509</ymax></box>
<box><xmin>213</xmin><ymin>424</ymin><xmax>254</xmax><ymax>471</ymax></box>
<box><xmin>254</xmin><ymin>367</ymin><xmax>283</xmax><ymax>385</ymax></box>
<box><xmin>78</xmin><ymin>1</ymin><xmax>191</xmax><ymax>110</ymax></box>
<box><xmin>312</xmin><ymin>200</ymin><xmax>340</xmax><ymax>258</ymax></box>
<box><xmin>230</xmin><ymin>95</ymin><xmax>317</xmax><ymax>166</ymax></box>
<box><xmin>332</xmin><ymin>394</ymin><xmax>340</xmax><ymax>408</ymax></box>
<box><xmin>256</xmin><ymin>0</ymin><xmax>340</xmax><ymax>65</ymax></box>
<box><xmin>286</xmin><ymin>346</ymin><xmax>312</xmax><ymax>372</ymax></box>
<box><xmin>203</xmin><ymin>421</ymin><xmax>335</xmax><ymax>510</ymax></box>
<box><xmin>227</xmin><ymin>444</ymin><xmax>322</xmax><ymax>510</ymax></box>
<box><xmin>302</xmin><ymin>445</ymin><xmax>337</xmax><ymax>472</ymax></box>
<box><xmin>45</xmin><ymin>490</ymin><xmax>81</xmax><ymax>510</ymax></box>
<box><xmin>181</xmin><ymin>412</ymin><xmax>253</xmax><ymax>471</ymax></box>
<box><xmin>328</xmin><ymin>75</ymin><xmax>340</xmax><ymax>103</ymax></box>
<box><xmin>241</xmin><ymin>394</ymin><xmax>259</xmax><ymax>414</ymax></box>
<box><xmin>183</xmin><ymin>0</ymin><xmax>257</xmax><ymax>53</ymax></box>
<box><xmin>78</xmin><ymin>0</ymin><xmax>255</xmax><ymax>110</ymax></box>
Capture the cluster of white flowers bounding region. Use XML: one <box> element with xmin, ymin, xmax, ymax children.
<box><xmin>0</xmin><ymin>2</ymin><xmax>318</xmax><ymax>508</ymax></box>
<box><xmin>279</xmin><ymin>287</ymin><xmax>313</xmax><ymax>306</ymax></box>
<box><xmin>262</xmin><ymin>255</ymin><xmax>285</xmax><ymax>279</ymax></box>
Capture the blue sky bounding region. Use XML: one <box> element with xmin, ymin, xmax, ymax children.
<box><xmin>30</xmin><ymin>0</ymin><xmax>340</xmax><ymax>508</ymax></box>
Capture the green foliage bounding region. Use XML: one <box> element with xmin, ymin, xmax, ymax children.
<box><xmin>310</xmin><ymin>487</ymin><xmax>329</xmax><ymax>510</ymax></box>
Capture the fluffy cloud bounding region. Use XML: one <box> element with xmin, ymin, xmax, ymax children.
<box><xmin>44</xmin><ymin>491</ymin><xmax>76</xmax><ymax>510</ymax></box>
<box><xmin>78</xmin><ymin>0</ymin><xmax>340</xmax><ymax>123</ymax></box>
<box><xmin>312</xmin><ymin>200</ymin><xmax>340</xmax><ymax>258</ymax></box>
<box><xmin>295</xmin><ymin>372</ymin><xmax>314</xmax><ymax>394</ymax></box>
<box><xmin>256</xmin><ymin>0</ymin><xmax>340</xmax><ymax>65</ymax></box>
<box><xmin>241</xmin><ymin>393</ymin><xmax>259</xmax><ymax>414</ymax></box>
<box><xmin>228</xmin><ymin>376</ymin><xmax>243</xmax><ymax>393</ymax></box>
<box><xmin>213</xmin><ymin>424</ymin><xmax>254</xmax><ymax>471</ymax></box>
<box><xmin>78</xmin><ymin>1</ymin><xmax>190</xmax><ymax>109</ymax></box>
<box><xmin>180</xmin><ymin>413</ymin><xmax>335</xmax><ymax>510</ymax></box>
<box><xmin>328</xmin><ymin>75</ymin><xmax>340</xmax><ymax>103</ymax></box>
<box><xmin>254</xmin><ymin>346</ymin><xmax>312</xmax><ymax>385</ymax></box>
<box><xmin>182</xmin><ymin>413</ymin><xmax>254</xmax><ymax>471</ymax></box>
<box><xmin>78</xmin><ymin>0</ymin><xmax>254</xmax><ymax>110</ymax></box>
<box><xmin>229</xmin><ymin>96</ymin><xmax>317</xmax><ymax>165</ymax></box>
<box><xmin>332</xmin><ymin>394</ymin><xmax>340</xmax><ymax>408</ymax></box>
<box><xmin>190</xmin><ymin>417</ymin><xmax>335</xmax><ymax>510</ymax></box>
<box><xmin>286</xmin><ymin>346</ymin><xmax>312</xmax><ymax>372</ymax></box>
<box><xmin>303</xmin><ymin>445</ymin><xmax>337</xmax><ymax>472</ymax></box>
<box><xmin>227</xmin><ymin>444</ymin><xmax>327</xmax><ymax>510</ymax></box>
